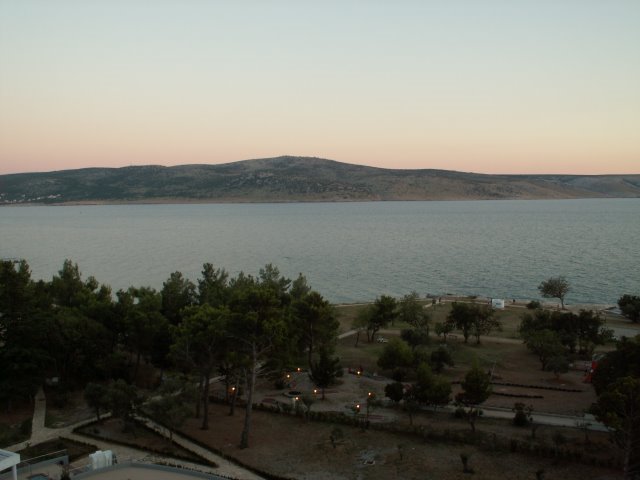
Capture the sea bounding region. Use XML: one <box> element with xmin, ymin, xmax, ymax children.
<box><xmin>1</xmin><ymin>199</ymin><xmax>638</xmax><ymax>305</ymax></box>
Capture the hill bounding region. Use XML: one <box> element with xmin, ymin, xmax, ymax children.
<box><xmin>1</xmin><ymin>156</ymin><xmax>639</xmax><ymax>204</ymax></box>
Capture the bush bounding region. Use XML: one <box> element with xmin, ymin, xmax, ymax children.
<box><xmin>512</xmin><ymin>402</ymin><xmax>531</xmax><ymax>427</ymax></box>
<box><xmin>527</xmin><ymin>300</ymin><xmax>542</xmax><ymax>309</ymax></box>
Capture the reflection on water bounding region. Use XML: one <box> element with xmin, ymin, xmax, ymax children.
<box><xmin>1</xmin><ymin>199</ymin><xmax>638</xmax><ymax>304</ymax></box>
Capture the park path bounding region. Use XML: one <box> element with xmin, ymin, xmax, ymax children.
<box><xmin>4</xmin><ymin>388</ymin><xmax>264</xmax><ymax>480</ymax></box>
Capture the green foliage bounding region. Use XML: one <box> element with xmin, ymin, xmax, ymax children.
<box><xmin>147</xmin><ymin>376</ymin><xmax>194</xmax><ymax>441</ymax></box>
<box><xmin>385</xmin><ymin>381</ymin><xmax>405</xmax><ymax>404</ymax></box>
<box><xmin>434</xmin><ymin>321</ymin><xmax>453</xmax><ymax>341</ymax></box>
<box><xmin>292</xmin><ymin>289</ymin><xmax>339</xmax><ymax>367</ymax></box>
<box><xmin>618</xmin><ymin>294</ymin><xmax>640</xmax><ymax>323</ymax></box>
<box><xmin>118</xmin><ymin>286</ymin><xmax>169</xmax><ymax>381</ymax></box>
<box><xmin>430</xmin><ymin>346</ymin><xmax>454</xmax><ymax>373</ymax></box>
<box><xmin>107</xmin><ymin>379</ymin><xmax>143</xmax><ymax>421</ymax></box>
<box><xmin>447</xmin><ymin>302</ymin><xmax>498</xmax><ymax>344</ymax></box>
<box><xmin>538</xmin><ymin>276</ymin><xmax>570</xmax><ymax>309</ymax></box>
<box><xmin>377</xmin><ymin>338</ymin><xmax>413</xmax><ymax>372</ymax></box>
<box><xmin>591</xmin><ymin>335</ymin><xmax>640</xmax><ymax>395</ymax></box>
<box><xmin>592</xmin><ymin>376</ymin><xmax>640</xmax><ymax>478</ymax></box>
<box><xmin>398</xmin><ymin>291</ymin><xmax>430</xmax><ymax>332</ymax></box>
<box><xmin>172</xmin><ymin>303</ymin><xmax>230</xmax><ymax>429</ymax></box>
<box><xmin>520</xmin><ymin>308</ymin><xmax>608</xmax><ymax>356</ymax></box>
<box><xmin>401</xmin><ymin>328</ymin><xmax>430</xmax><ymax>349</ymax></box>
<box><xmin>512</xmin><ymin>402</ymin><xmax>532</xmax><ymax>427</ymax></box>
<box><xmin>161</xmin><ymin>271</ymin><xmax>196</xmax><ymax>325</ymax></box>
<box><xmin>522</xmin><ymin>328</ymin><xmax>564</xmax><ymax>370</ymax></box>
<box><xmin>409</xmin><ymin>363</ymin><xmax>452</xmax><ymax>409</ymax></box>
<box><xmin>545</xmin><ymin>355</ymin><xmax>569</xmax><ymax>379</ymax></box>
<box><xmin>197</xmin><ymin>263</ymin><xmax>229</xmax><ymax>307</ymax></box>
<box><xmin>457</xmin><ymin>364</ymin><xmax>492</xmax><ymax>433</ymax></box>
<box><xmin>527</xmin><ymin>300</ymin><xmax>542</xmax><ymax>309</ymax></box>
<box><xmin>367</xmin><ymin>295</ymin><xmax>398</xmax><ymax>341</ymax></box>
<box><xmin>309</xmin><ymin>349</ymin><xmax>342</xmax><ymax>400</ymax></box>
<box><xmin>447</xmin><ymin>303</ymin><xmax>476</xmax><ymax>343</ymax></box>
<box><xmin>84</xmin><ymin>382</ymin><xmax>109</xmax><ymax>421</ymax></box>
<box><xmin>460</xmin><ymin>364</ymin><xmax>492</xmax><ymax>406</ymax></box>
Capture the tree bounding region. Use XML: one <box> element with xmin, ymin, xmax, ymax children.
<box><xmin>522</xmin><ymin>329</ymin><xmax>565</xmax><ymax>370</ymax></box>
<box><xmin>538</xmin><ymin>276</ymin><xmax>570</xmax><ymax>309</ymax></box>
<box><xmin>385</xmin><ymin>381</ymin><xmax>405</xmax><ymax>405</ymax></box>
<box><xmin>430</xmin><ymin>347</ymin><xmax>454</xmax><ymax>373</ymax></box>
<box><xmin>309</xmin><ymin>349</ymin><xmax>342</xmax><ymax>400</ymax></box>
<box><xmin>227</xmin><ymin>269</ymin><xmax>290</xmax><ymax>449</ymax></box>
<box><xmin>575</xmin><ymin>309</ymin><xmax>609</xmax><ymax>354</ymax></box>
<box><xmin>353</xmin><ymin>306</ymin><xmax>373</xmax><ymax>346</ymax></box>
<box><xmin>457</xmin><ymin>364</ymin><xmax>492</xmax><ymax>433</ymax></box>
<box><xmin>197</xmin><ymin>263</ymin><xmax>229</xmax><ymax>307</ymax></box>
<box><xmin>545</xmin><ymin>355</ymin><xmax>569</xmax><ymax>380</ymax></box>
<box><xmin>401</xmin><ymin>329</ymin><xmax>430</xmax><ymax>349</ymax></box>
<box><xmin>107</xmin><ymin>379</ymin><xmax>143</xmax><ymax>430</ymax></box>
<box><xmin>161</xmin><ymin>271</ymin><xmax>196</xmax><ymax>325</ymax></box>
<box><xmin>147</xmin><ymin>376</ymin><xmax>194</xmax><ymax>444</ymax></box>
<box><xmin>591</xmin><ymin>336</ymin><xmax>640</xmax><ymax>395</ymax></box>
<box><xmin>592</xmin><ymin>376</ymin><xmax>640</xmax><ymax>479</ymax></box>
<box><xmin>434</xmin><ymin>322</ymin><xmax>454</xmax><ymax>342</ymax></box>
<box><xmin>367</xmin><ymin>295</ymin><xmax>398</xmax><ymax>341</ymax></box>
<box><xmin>84</xmin><ymin>383</ymin><xmax>109</xmax><ymax>422</ymax></box>
<box><xmin>118</xmin><ymin>287</ymin><xmax>167</xmax><ymax>381</ymax></box>
<box><xmin>172</xmin><ymin>304</ymin><xmax>229</xmax><ymax>430</ymax></box>
<box><xmin>293</xmin><ymin>290</ymin><xmax>339</xmax><ymax>368</ymax></box>
<box><xmin>398</xmin><ymin>292</ymin><xmax>430</xmax><ymax>333</ymax></box>
<box><xmin>618</xmin><ymin>295</ymin><xmax>640</xmax><ymax>323</ymax></box>
<box><xmin>377</xmin><ymin>338</ymin><xmax>414</xmax><ymax>377</ymax></box>
<box><xmin>471</xmin><ymin>306</ymin><xmax>500</xmax><ymax>344</ymax></box>
<box><xmin>447</xmin><ymin>303</ymin><xmax>476</xmax><ymax>344</ymax></box>
<box><xmin>0</xmin><ymin>261</ymin><xmax>52</xmax><ymax>407</ymax></box>
<box><xmin>412</xmin><ymin>363</ymin><xmax>451</xmax><ymax>411</ymax></box>
<box><xmin>519</xmin><ymin>308</ymin><xmax>609</xmax><ymax>356</ymax></box>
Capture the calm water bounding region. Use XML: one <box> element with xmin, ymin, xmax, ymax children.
<box><xmin>1</xmin><ymin>199</ymin><xmax>638</xmax><ymax>305</ymax></box>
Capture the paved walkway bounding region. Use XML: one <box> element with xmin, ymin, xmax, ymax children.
<box><xmin>4</xmin><ymin>388</ymin><xmax>264</xmax><ymax>480</ymax></box>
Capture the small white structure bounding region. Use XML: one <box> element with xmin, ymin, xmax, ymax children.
<box><xmin>89</xmin><ymin>450</ymin><xmax>114</xmax><ymax>470</ymax></box>
<box><xmin>491</xmin><ymin>298</ymin><xmax>505</xmax><ymax>309</ymax></box>
<box><xmin>0</xmin><ymin>449</ymin><xmax>20</xmax><ymax>480</ymax></box>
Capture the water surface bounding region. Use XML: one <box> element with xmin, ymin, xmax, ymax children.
<box><xmin>1</xmin><ymin>199</ymin><xmax>638</xmax><ymax>304</ymax></box>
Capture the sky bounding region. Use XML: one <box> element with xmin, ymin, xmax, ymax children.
<box><xmin>0</xmin><ymin>1</ymin><xmax>639</xmax><ymax>175</ymax></box>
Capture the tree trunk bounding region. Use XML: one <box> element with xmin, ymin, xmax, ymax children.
<box><xmin>307</xmin><ymin>331</ymin><xmax>314</xmax><ymax>368</ymax></box>
<box><xmin>134</xmin><ymin>351</ymin><xmax>141</xmax><ymax>381</ymax></box>
<box><xmin>229</xmin><ymin>377</ymin><xmax>239</xmax><ymax>416</ymax></box>
<box><xmin>468</xmin><ymin>407</ymin><xmax>477</xmax><ymax>433</ymax></box>
<box><xmin>195</xmin><ymin>377</ymin><xmax>203</xmax><ymax>419</ymax></box>
<box><xmin>240</xmin><ymin>347</ymin><xmax>257</xmax><ymax>449</ymax></box>
<box><xmin>201</xmin><ymin>371</ymin><xmax>210</xmax><ymax>430</ymax></box>
<box><xmin>354</xmin><ymin>330</ymin><xmax>361</xmax><ymax>347</ymax></box>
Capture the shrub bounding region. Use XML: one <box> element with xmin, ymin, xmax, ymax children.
<box><xmin>527</xmin><ymin>300</ymin><xmax>542</xmax><ymax>310</ymax></box>
<box><xmin>512</xmin><ymin>402</ymin><xmax>532</xmax><ymax>427</ymax></box>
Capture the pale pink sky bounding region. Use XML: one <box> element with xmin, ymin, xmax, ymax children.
<box><xmin>1</xmin><ymin>1</ymin><xmax>639</xmax><ymax>175</ymax></box>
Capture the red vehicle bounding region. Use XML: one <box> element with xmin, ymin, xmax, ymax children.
<box><xmin>583</xmin><ymin>353</ymin><xmax>605</xmax><ymax>383</ymax></box>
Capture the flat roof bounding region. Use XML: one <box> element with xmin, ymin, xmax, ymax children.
<box><xmin>0</xmin><ymin>449</ymin><xmax>21</xmax><ymax>471</ymax></box>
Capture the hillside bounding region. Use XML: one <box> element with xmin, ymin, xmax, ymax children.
<box><xmin>1</xmin><ymin>156</ymin><xmax>639</xmax><ymax>204</ymax></box>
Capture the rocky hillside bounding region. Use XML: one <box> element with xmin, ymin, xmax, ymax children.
<box><xmin>1</xmin><ymin>156</ymin><xmax>639</xmax><ymax>204</ymax></box>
